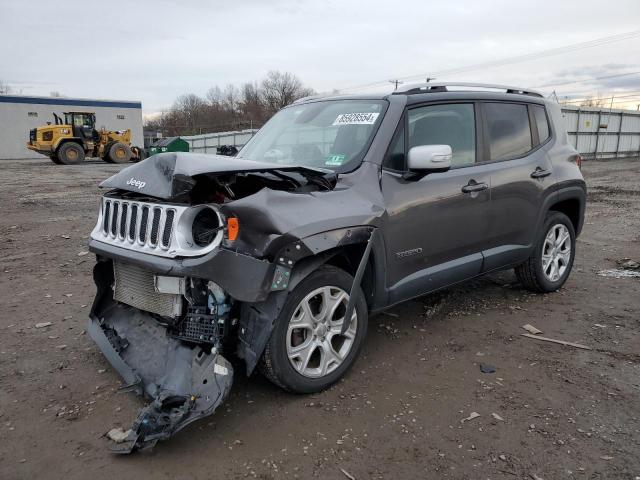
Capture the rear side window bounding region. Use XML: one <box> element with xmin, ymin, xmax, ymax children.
<box><xmin>531</xmin><ymin>105</ymin><xmax>550</xmax><ymax>143</ymax></box>
<box><xmin>485</xmin><ymin>103</ymin><xmax>532</xmax><ymax>161</ymax></box>
<box><xmin>408</xmin><ymin>103</ymin><xmax>476</xmax><ymax>167</ymax></box>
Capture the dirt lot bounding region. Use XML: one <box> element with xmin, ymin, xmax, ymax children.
<box><xmin>0</xmin><ymin>157</ymin><xmax>639</xmax><ymax>480</ymax></box>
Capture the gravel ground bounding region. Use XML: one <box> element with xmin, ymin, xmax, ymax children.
<box><xmin>0</xmin><ymin>157</ymin><xmax>639</xmax><ymax>480</ymax></box>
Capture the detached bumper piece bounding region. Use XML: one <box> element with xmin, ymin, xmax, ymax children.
<box><xmin>88</xmin><ymin>303</ymin><xmax>233</xmax><ymax>454</ymax></box>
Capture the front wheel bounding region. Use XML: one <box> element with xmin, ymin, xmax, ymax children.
<box><xmin>260</xmin><ymin>265</ymin><xmax>368</xmax><ymax>394</ymax></box>
<box><xmin>515</xmin><ymin>211</ymin><xmax>576</xmax><ymax>293</ymax></box>
<box><xmin>57</xmin><ymin>142</ymin><xmax>85</xmax><ymax>165</ymax></box>
<box><xmin>108</xmin><ymin>142</ymin><xmax>132</xmax><ymax>163</ymax></box>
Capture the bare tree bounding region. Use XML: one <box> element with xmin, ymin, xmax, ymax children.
<box><xmin>144</xmin><ymin>71</ymin><xmax>314</xmax><ymax>136</ymax></box>
<box><xmin>261</xmin><ymin>71</ymin><xmax>314</xmax><ymax>115</ymax></box>
<box><xmin>172</xmin><ymin>93</ymin><xmax>207</xmax><ymax>134</ymax></box>
<box><xmin>0</xmin><ymin>79</ymin><xmax>11</xmax><ymax>95</ymax></box>
<box><xmin>579</xmin><ymin>95</ymin><xmax>608</xmax><ymax>108</ymax></box>
<box><xmin>239</xmin><ymin>81</ymin><xmax>265</xmax><ymax>124</ymax></box>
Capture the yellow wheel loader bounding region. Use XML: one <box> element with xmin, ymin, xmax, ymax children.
<box><xmin>26</xmin><ymin>111</ymin><xmax>144</xmax><ymax>165</ymax></box>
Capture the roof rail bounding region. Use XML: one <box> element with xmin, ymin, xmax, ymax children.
<box><xmin>292</xmin><ymin>94</ymin><xmax>327</xmax><ymax>104</ymax></box>
<box><xmin>392</xmin><ymin>82</ymin><xmax>543</xmax><ymax>98</ymax></box>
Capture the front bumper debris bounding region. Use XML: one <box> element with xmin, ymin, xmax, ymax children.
<box><xmin>88</xmin><ymin>303</ymin><xmax>233</xmax><ymax>454</ymax></box>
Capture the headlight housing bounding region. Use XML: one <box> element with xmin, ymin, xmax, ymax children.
<box><xmin>192</xmin><ymin>207</ymin><xmax>223</xmax><ymax>247</ymax></box>
<box><xmin>174</xmin><ymin>205</ymin><xmax>225</xmax><ymax>253</ymax></box>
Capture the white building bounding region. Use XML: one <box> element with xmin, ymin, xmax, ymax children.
<box><xmin>0</xmin><ymin>95</ymin><xmax>143</xmax><ymax>160</ymax></box>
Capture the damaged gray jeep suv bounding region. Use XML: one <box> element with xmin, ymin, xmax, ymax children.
<box><xmin>88</xmin><ymin>82</ymin><xmax>586</xmax><ymax>452</ymax></box>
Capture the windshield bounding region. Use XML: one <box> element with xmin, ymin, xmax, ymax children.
<box><xmin>237</xmin><ymin>100</ymin><xmax>387</xmax><ymax>172</ymax></box>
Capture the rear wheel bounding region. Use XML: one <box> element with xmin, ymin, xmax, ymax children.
<box><xmin>260</xmin><ymin>265</ymin><xmax>368</xmax><ymax>394</ymax></box>
<box><xmin>108</xmin><ymin>142</ymin><xmax>132</xmax><ymax>163</ymax></box>
<box><xmin>56</xmin><ymin>142</ymin><xmax>85</xmax><ymax>165</ymax></box>
<box><xmin>515</xmin><ymin>211</ymin><xmax>576</xmax><ymax>293</ymax></box>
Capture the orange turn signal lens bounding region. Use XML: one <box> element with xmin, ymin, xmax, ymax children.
<box><xmin>227</xmin><ymin>217</ymin><xmax>239</xmax><ymax>241</ymax></box>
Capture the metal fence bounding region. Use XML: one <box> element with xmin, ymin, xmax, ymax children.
<box><xmin>182</xmin><ymin>129</ymin><xmax>258</xmax><ymax>154</ymax></box>
<box><xmin>561</xmin><ymin>105</ymin><xmax>640</xmax><ymax>159</ymax></box>
<box><xmin>182</xmin><ymin>107</ymin><xmax>640</xmax><ymax>160</ymax></box>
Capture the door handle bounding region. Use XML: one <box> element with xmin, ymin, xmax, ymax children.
<box><xmin>531</xmin><ymin>167</ymin><xmax>552</xmax><ymax>179</ymax></box>
<box><xmin>461</xmin><ymin>181</ymin><xmax>488</xmax><ymax>193</ymax></box>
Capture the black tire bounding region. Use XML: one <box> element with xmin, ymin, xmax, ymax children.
<box><xmin>56</xmin><ymin>142</ymin><xmax>85</xmax><ymax>165</ymax></box>
<box><xmin>260</xmin><ymin>265</ymin><xmax>368</xmax><ymax>394</ymax></box>
<box><xmin>102</xmin><ymin>141</ymin><xmax>115</xmax><ymax>163</ymax></box>
<box><xmin>108</xmin><ymin>142</ymin><xmax>132</xmax><ymax>163</ymax></box>
<box><xmin>49</xmin><ymin>155</ymin><xmax>62</xmax><ymax>165</ymax></box>
<box><xmin>515</xmin><ymin>211</ymin><xmax>576</xmax><ymax>293</ymax></box>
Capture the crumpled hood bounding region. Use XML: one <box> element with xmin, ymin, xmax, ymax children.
<box><xmin>100</xmin><ymin>152</ymin><xmax>335</xmax><ymax>200</ymax></box>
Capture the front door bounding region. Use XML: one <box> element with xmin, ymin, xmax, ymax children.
<box><xmin>381</xmin><ymin>102</ymin><xmax>491</xmax><ymax>304</ymax></box>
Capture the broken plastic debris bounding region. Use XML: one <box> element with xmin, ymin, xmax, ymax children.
<box><xmin>479</xmin><ymin>363</ymin><xmax>496</xmax><ymax>374</ymax></box>
<box><xmin>619</xmin><ymin>259</ymin><xmax>639</xmax><ymax>270</ymax></box>
<box><xmin>491</xmin><ymin>413</ymin><xmax>504</xmax><ymax>421</ymax></box>
<box><xmin>461</xmin><ymin>412</ymin><xmax>481</xmax><ymax>423</ymax></box>
<box><xmin>35</xmin><ymin>322</ymin><xmax>52</xmax><ymax>328</ymax></box>
<box><xmin>522</xmin><ymin>324</ymin><xmax>543</xmax><ymax>335</ymax></box>
<box><xmin>107</xmin><ymin>427</ymin><xmax>132</xmax><ymax>443</ymax></box>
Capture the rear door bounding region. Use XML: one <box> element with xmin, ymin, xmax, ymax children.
<box><xmin>381</xmin><ymin>102</ymin><xmax>492</xmax><ymax>304</ymax></box>
<box><xmin>481</xmin><ymin>101</ymin><xmax>555</xmax><ymax>270</ymax></box>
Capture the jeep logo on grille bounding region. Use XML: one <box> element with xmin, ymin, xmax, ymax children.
<box><xmin>126</xmin><ymin>177</ymin><xmax>146</xmax><ymax>190</ymax></box>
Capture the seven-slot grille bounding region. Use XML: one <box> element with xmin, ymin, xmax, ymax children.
<box><xmin>91</xmin><ymin>197</ymin><xmax>224</xmax><ymax>258</ymax></box>
<box><xmin>100</xmin><ymin>198</ymin><xmax>177</xmax><ymax>250</ymax></box>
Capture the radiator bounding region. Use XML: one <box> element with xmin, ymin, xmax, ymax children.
<box><xmin>113</xmin><ymin>261</ymin><xmax>183</xmax><ymax>318</ymax></box>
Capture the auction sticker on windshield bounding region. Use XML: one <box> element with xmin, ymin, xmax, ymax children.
<box><xmin>325</xmin><ymin>154</ymin><xmax>346</xmax><ymax>166</ymax></box>
<box><xmin>333</xmin><ymin>112</ymin><xmax>380</xmax><ymax>126</ymax></box>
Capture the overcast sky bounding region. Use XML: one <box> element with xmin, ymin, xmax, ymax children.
<box><xmin>2</xmin><ymin>0</ymin><xmax>640</xmax><ymax>114</ymax></box>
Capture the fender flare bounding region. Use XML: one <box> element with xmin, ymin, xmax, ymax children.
<box><xmin>237</xmin><ymin>225</ymin><xmax>385</xmax><ymax>375</ymax></box>
<box><xmin>533</xmin><ymin>184</ymin><xmax>586</xmax><ymax>246</ymax></box>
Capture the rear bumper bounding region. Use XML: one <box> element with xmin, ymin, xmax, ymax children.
<box><xmin>89</xmin><ymin>239</ymin><xmax>276</xmax><ymax>303</ymax></box>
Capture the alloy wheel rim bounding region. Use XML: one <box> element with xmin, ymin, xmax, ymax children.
<box><xmin>542</xmin><ymin>224</ymin><xmax>571</xmax><ymax>282</ymax></box>
<box><xmin>286</xmin><ymin>286</ymin><xmax>357</xmax><ymax>378</ymax></box>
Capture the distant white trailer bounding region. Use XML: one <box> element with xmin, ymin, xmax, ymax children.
<box><xmin>0</xmin><ymin>95</ymin><xmax>143</xmax><ymax>160</ymax></box>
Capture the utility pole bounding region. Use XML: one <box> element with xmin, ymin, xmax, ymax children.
<box><xmin>389</xmin><ymin>79</ymin><xmax>403</xmax><ymax>90</ymax></box>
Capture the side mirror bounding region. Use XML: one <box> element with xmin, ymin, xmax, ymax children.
<box><xmin>407</xmin><ymin>145</ymin><xmax>452</xmax><ymax>172</ymax></box>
